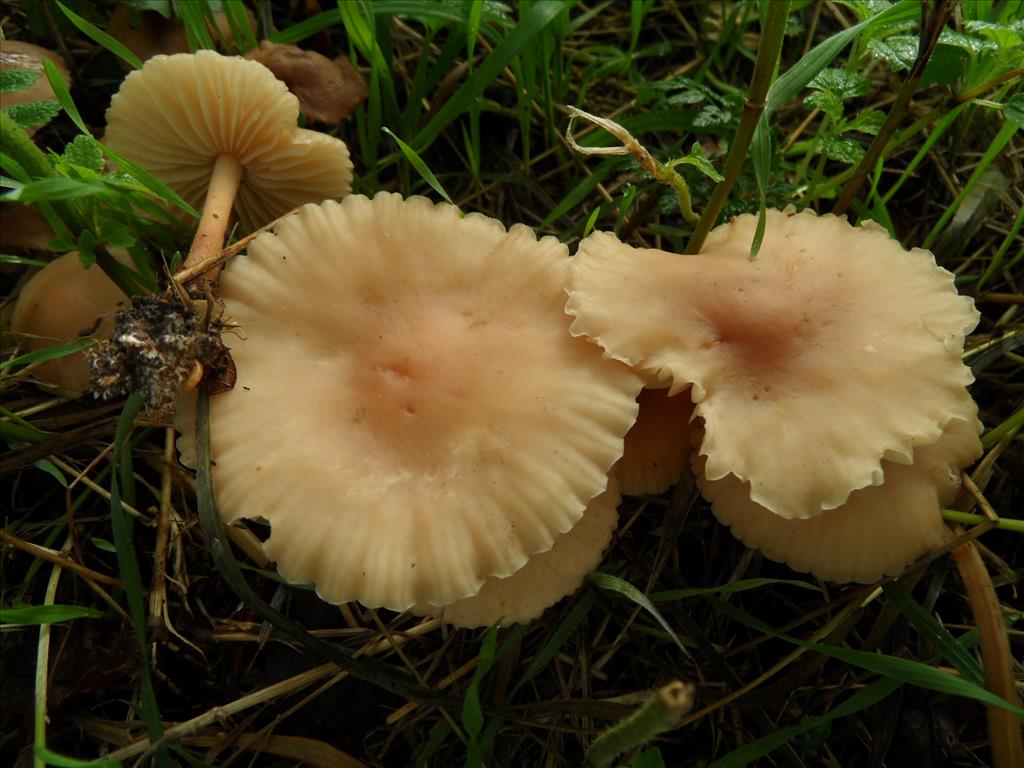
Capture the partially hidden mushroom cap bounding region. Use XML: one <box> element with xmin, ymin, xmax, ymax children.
<box><xmin>411</xmin><ymin>479</ymin><xmax>622</xmax><ymax>627</ymax></box>
<box><xmin>184</xmin><ymin>194</ymin><xmax>641</xmax><ymax>610</ymax></box>
<box><xmin>245</xmin><ymin>41</ymin><xmax>367</xmax><ymax>125</ymax></box>
<box><xmin>0</xmin><ymin>40</ymin><xmax>72</xmax><ymax>135</ymax></box>
<box><xmin>615</xmin><ymin>387</ymin><xmax>696</xmax><ymax>496</ymax></box>
<box><xmin>103</xmin><ymin>50</ymin><xmax>352</xmax><ymax>233</ymax></box>
<box><xmin>695</xmin><ymin>410</ymin><xmax>982</xmax><ymax>583</ymax></box>
<box><xmin>568</xmin><ymin>208</ymin><xmax>979</xmax><ymax>519</ymax></box>
<box><xmin>11</xmin><ymin>251</ymin><xmax>128</xmax><ymax>396</ymax></box>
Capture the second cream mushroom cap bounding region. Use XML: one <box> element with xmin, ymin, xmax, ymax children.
<box><xmin>188</xmin><ymin>194</ymin><xmax>641</xmax><ymax>611</ymax></box>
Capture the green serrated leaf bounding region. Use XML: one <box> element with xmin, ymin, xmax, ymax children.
<box><xmin>1</xmin><ymin>604</ymin><xmax>104</xmax><ymax>625</ymax></box>
<box><xmin>63</xmin><ymin>134</ymin><xmax>105</xmax><ymax>173</ymax></box>
<box><xmin>3</xmin><ymin>100</ymin><xmax>61</xmax><ymax>129</ymax></box>
<box><xmin>692</xmin><ymin>103</ymin><xmax>734</xmax><ymax>129</ymax></box>
<box><xmin>675</xmin><ymin>141</ymin><xmax>724</xmax><ymax>182</ymax></box>
<box><xmin>868</xmin><ymin>34</ymin><xmax>919</xmax><ymax>71</ymax></box>
<box><xmin>820</xmin><ymin>135</ymin><xmax>866</xmax><ymax>164</ymax></box>
<box><xmin>804</xmin><ymin>89</ymin><xmax>844</xmax><ymax>120</ymax></box>
<box><xmin>938</xmin><ymin>28</ymin><xmax>997</xmax><ymax>56</ymax></box>
<box><xmin>808</xmin><ymin>67</ymin><xmax>872</xmax><ymax>100</ymax></box>
<box><xmin>845</xmin><ymin>108</ymin><xmax>886</xmax><ymax>135</ymax></box>
<box><xmin>1003</xmin><ymin>93</ymin><xmax>1024</xmax><ymax>129</ymax></box>
<box><xmin>0</xmin><ymin>68</ymin><xmax>42</xmax><ymax>94</ymax></box>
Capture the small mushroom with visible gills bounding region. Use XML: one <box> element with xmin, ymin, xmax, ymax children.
<box><xmin>103</xmin><ymin>50</ymin><xmax>353</xmax><ymax>278</ymax></box>
<box><xmin>10</xmin><ymin>251</ymin><xmax>128</xmax><ymax>396</ymax></box>
<box><xmin>567</xmin><ymin>207</ymin><xmax>979</xmax><ymax>519</ymax></box>
<box><xmin>176</xmin><ymin>193</ymin><xmax>642</xmax><ymax>611</ymax></box>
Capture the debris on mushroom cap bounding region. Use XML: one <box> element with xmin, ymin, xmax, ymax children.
<box><xmin>411</xmin><ymin>480</ymin><xmax>622</xmax><ymax>628</ymax></box>
<box><xmin>615</xmin><ymin>387</ymin><xmax>696</xmax><ymax>496</ymax></box>
<box><xmin>103</xmin><ymin>50</ymin><xmax>353</xmax><ymax>234</ymax></box>
<box><xmin>0</xmin><ymin>40</ymin><xmax>71</xmax><ymax>135</ymax></box>
<box><xmin>107</xmin><ymin>6</ymin><xmax>256</xmax><ymax>64</ymax></box>
<box><xmin>695</xmin><ymin>411</ymin><xmax>982</xmax><ymax>583</ymax></box>
<box><xmin>183</xmin><ymin>193</ymin><xmax>641</xmax><ymax>611</ymax></box>
<box><xmin>246</xmin><ymin>41</ymin><xmax>367</xmax><ymax>125</ymax></box>
<box><xmin>567</xmin><ymin>207</ymin><xmax>980</xmax><ymax>519</ymax></box>
<box><xmin>10</xmin><ymin>251</ymin><xmax>127</xmax><ymax>396</ymax></box>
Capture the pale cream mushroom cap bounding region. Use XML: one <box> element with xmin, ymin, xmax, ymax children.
<box><xmin>103</xmin><ymin>50</ymin><xmax>352</xmax><ymax>233</ymax></box>
<box><xmin>615</xmin><ymin>387</ymin><xmax>696</xmax><ymax>496</ymax></box>
<box><xmin>186</xmin><ymin>194</ymin><xmax>641</xmax><ymax>610</ymax></box>
<box><xmin>695</xmin><ymin>411</ymin><xmax>982</xmax><ymax>583</ymax></box>
<box><xmin>567</xmin><ymin>208</ymin><xmax>979</xmax><ymax>519</ymax></box>
<box><xmin>0</xmin><ymin>41</ymin><xmax>71</xmax><ymax>135</ymax></box>
<box><xmin>11</xmin><ymin>252</ymin><xmax>127</xmax><ymax>396</ymax></box>
<box><xmin>411</xmin><ymin>480</ymin><xmax>621</xmax><ymax>628</ymax></box>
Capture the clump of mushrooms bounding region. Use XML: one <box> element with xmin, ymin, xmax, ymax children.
<box><xmin>178</xmin><ymin>193</ymin><xmax>641</xmax><ymax>612</ymax></box>
<box><xmin>567</xmin><ymin>206</ymin><xmax>981</xmax><ymax>581</ymax></box>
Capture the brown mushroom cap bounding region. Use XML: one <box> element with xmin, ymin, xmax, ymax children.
<box><xmin>411</xmin><ymin>480</ymin><xmax>622</xmax><ymax>627</ymax></box>
<box><xmin>615</xmin><ymin>387</ymin><xmax>696</xmax><ymax>495</ymax></box>
<box><xmin>103</xmin><ymin>50</ymin><xmax>352</xmax><ymax>233</ymax></box>
<box><xmin>245</xmin><ymin>41</ymin><xmax>367</xmax><ymax>125</ymax></box>
<box><xmin>567</xmin><ymin>208</ymin><xmax>979</xmax><ymax>519</ymax></box>
<box><xmin>11</xmin><ymin>252</ymin><xmax>128</xmax><ymax>396</ymax></box>
<box><xmin>184</xmin><ymin>194</ymin><xmax>641</xmax><ymax>610</ymax></box>
<box><xmin>0</xmin><ymin>40</ymin><xmax>71</xmax><ymax>135</ymax></box>
<box><xmin>695</xmin><ymin>412</ymin><xmax>982</xmax><ymax>582</ymax></box>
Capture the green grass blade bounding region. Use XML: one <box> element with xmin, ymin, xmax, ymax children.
<box><xmin>41</xmin><ymin>60</ymin><xmax>90</xmax><ymax>137</ymax></box>
<box><xmin>589</xmin><ymin>573</ymin><xmax>688</xmax><ymax>655</ymax></box>
<box><xmin>882</xmin><ymin>582</ymin><xmax>985</xmax><ymax>687</ymax></box>
<box><xmin>2</xmin><ymin>339</ymin><xmax>97</xmax><ymax>372</ymax></box>
<box><xmin>221</xmin><ymin>0</ymin><xmax>257</xmax><ymax>52</ymax></box>
<box><xmin>513</xmin><ymin>590</ymin><xmax>596</xmax><ymax>694</ymax></box>
<box><xmin>708</xmin><ymin>676</ymin><xmax>902</xmax><ymax>767</ymax></box>
<box><xmin>55</xmin><ymin>1</ymin><xmax>142</xmax><ymax>69</ymax></box>
<box><xmin>462</xmin><ymin>624</ymin><xmax>499</xmax><ymax>740</ymax></box>
<box><xmin>1</xmin><ymin>605</ymin><xmax>104</xmax><ymax>625</ymax></box>
<box><xmin>409</xmin><ymin>0</ymin><xmax>567</xmax><ymax>153</ymax></box>
<box><xmin>110</xmin><ymin>393</ymin><xmax>170</xmax><ymax>764</ymax></box>
<box><xmin>650</xmin><ymin>577</ymin><xmax>819</xmax><ymax>602</ymax></box>
<box><xmin>714</xmin><ymin>597</ymin><xmax>1024</xmax><ymax>718</ymax></box>
<box><xmin>382</xmin><ymin>127</ymin><xmax>454</xmax><ymax>205</ymax></box>
<box><xmin>35</xmin><ymin>746</ymin><xmax>120</xmax><ymax>768</ymax></box>
<box><xmin>174</xmin><ymin>0</ymin><xmax>217</xmax><ymax>52</ymax></box>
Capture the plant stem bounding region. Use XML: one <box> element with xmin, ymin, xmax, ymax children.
<box><xmin>832</xmin><ymin>0</ymin><xmax>956</xmax><ymax>216</ymax></box>
<box><xmin>950</xmin><ymin>538</ymin><xmax>1024</xmax><ymax>768</ymax></box>
<box><xmin>942</xmin><ymin>510</ymin><xmax>1024</xmax><ymax>534</ymax></box>
<box><xmin>685</xmin><ymin>0</ymin><xmax>791</xmax><ymax>253</ymax></box>
<box><xmin>183</xmin><ymin>152</ymin><xmax>244</xmax><ymax>279</ymax></box>
<box><xmin>584</xmin><ymin>681</ymin><xmax>696</xmax><ymax>768</ymax></box>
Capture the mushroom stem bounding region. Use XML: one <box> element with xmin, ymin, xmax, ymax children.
<box><xmin>183</xmin><ymin>152</ymin><xmax>244</xmax><ymax>278</ymax></box>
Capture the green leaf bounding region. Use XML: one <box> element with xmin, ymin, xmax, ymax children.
<box><xmin>709</xmin><ymin>677</ymin><xmax>902</xmax><ymax>767</ymax></box>
<box><xmin>3</xmin><ymin>100</ymin><xmax>61</xmax><ymax>129</ymax></box>
<box><xmin>34</xmin><ymin>746</ymin><xmax>120</xmax><ymax>768</ymax></box>
<box><xmin>808</xmin><ymin>67</ymin><xmax>872</xmax><ymax>100</ymax></box>
<box><xmin>881</xmin><ymin>582</ymin><xmax>984</xmax><ymax>687</ymax></box>
<box><xmin>1</xmin><ymin>604</ymin><xmax>104</xmax><ymax>625</ymax></box>
<box><xmin>650</xmin><ymin>577</ymin><xmax>819</xmax><ymax>602</ymax></box>
<box><xmin>7</xmin><ymin>177</ymin><xmax>107</xmax><ymax>204</ymax></box>
<box><xmin>589</xmin><ymin>573</ymin><xmax>688</xmax><ymax>655</ymax></box>
<box><xmin>1</xmin><ymin>339</ymin><xmax>97</xmax><ymax>372</ymax></box>
<box><xmin>33</xmin><ymin>458</ymin><xmax>68</xmax><ymax>486</ymax></box>
<box><xmin>1003</xmin><ymin>93</ymin><xmax>1024</xmax><ymax>129</ymax></box>
<box><xmin>382</xmin><ymin>127</ymin><xmax>454</xmax><ymax>205</ymax></box>
<box><xmin>820</xmin><ymin>135</ymin><xmax>866</xmax><ymax>164</ymax></box>
<box><xmin>867</xmin><ymin>34</ymin><xmax>919</xmax><ymax>71</ymax></box>
<box><xmin>845</xmin><ymin>108</ymin><xmax>886</xmax><ymax>135</ymax></box>
<box><xmin>42</xmin><ymin>59</ymin><xmax>90</xmax><ymax>136</ymax></box>
<box><xmin>63</xmin><ymin>134</ymin><xmax>105</xmax><ymax>173</ymax></box>
<box><xmin>804</xmin><ymin>89</ymin><xmax>843</xmax><ymax>120</ymax></box>
<box><xmin>462</xmin><ymin>623</ymin><xmax>499</xmax><ymax>739</ymax></box>
<box><xmin>409</xmin><ymin>0</ymin><xmax>567</xmax><ymax>153</ymax></box>
<box><xmin>55</xmin><ymin>0</ymin><xmax>143</xmax><ymax>69</ymax></box>
<box><xmin>0</xmin><ymin>68</ymin><xmax>42</xmax><ymax>93</ymax></box>
<box><xmin>1</xmin><ymin>253</ymin><xmax>48</xmax><ymax>266</ymax></box>
<box><xmin>626</xmin><ymin>747</ymin><xmax>667</xmax><ymax>768</ymax></box>
<box><xmin>92</xmin><ymin>537</ymin><xmax>117</xmax><ymax>553</ymax></box>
